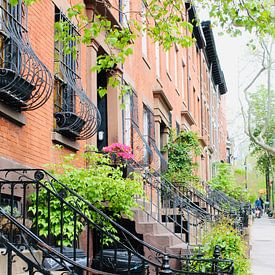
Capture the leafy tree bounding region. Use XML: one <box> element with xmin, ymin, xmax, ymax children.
<box><xmin>209</xmin><ymin>163</ymin><xmax>248</xmax><ymax>201</ymax></box>
<box><xmin>240</xmin><ymin>38</ymin><xmax>275</xmax><ymax>156</ymax></box>
<box><xmin>249</xmin><ymin>86</ymin><xmax>275</xmax><ymax>172</ymax></box>
<box><xmin>197</xmin><ymin>0</ymin><xmax>275</xmax><ymax>38</ymax></box>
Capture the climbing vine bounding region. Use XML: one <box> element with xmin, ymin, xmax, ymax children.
<box><xmin>163</xmin><ymin>130</ymin><xmax>201</xmax><ymax>187</ymax></box>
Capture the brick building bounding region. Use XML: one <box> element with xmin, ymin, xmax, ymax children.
<box><xmin>0</xmin><ymin>0</ymin><xmax>228</xmax><ymax>179</ymax></box>
<box><xmin>0</xmin><ymin>0</ymin><xmax>230</xmax><ymax>271</ymax></box>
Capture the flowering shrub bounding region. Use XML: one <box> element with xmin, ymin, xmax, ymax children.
<box><xmin>103</xmin><ymin>143</ymin><xmax>134</xmax><ymax>160</ymax></box>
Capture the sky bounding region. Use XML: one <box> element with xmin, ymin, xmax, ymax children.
<box><xmin>197</xmin><ymin>7</ymin><xmax>274</xmax><ymax>165</ymax></box>
<box><xmin>214</xmin><ymin>32</ymin><xmax>251</xmax><ymax>161</ymax></box>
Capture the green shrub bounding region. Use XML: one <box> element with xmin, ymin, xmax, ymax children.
<box><xmin>29</xmin><ymin>149</ymin><xmax>144</xmax><ymax>246</ymax></box>
<box><xmin>209</xmin><ymin>163</ymin><xmax>248</xmax><ymax>201</ymax></box>
<box><xmin>199</xmin><ymin>219</ymin><xmax>250</xmax><ymax>275</ymax></box>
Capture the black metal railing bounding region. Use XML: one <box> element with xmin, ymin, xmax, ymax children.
<box><xmin>207</xmin><ymin>188</ymin><xmax>240</xmax><ymax>212</ymax></box>
<box><xmin>173</xmin><ymin>182</ymin><xmax>222</xmax><ymax>218</ymax></box>
<box><xmin>54</xmin><ymin>63</ymin><xmax>101</xmax><ymax>139</ymax></box>
<box><xmin>53</xmin><ymin>8</ymin><xmax>101</xmax><ymax>140</ymax></box>
<box><xmin>0</xmin><ymin>207</ymin><xmax>111</xmax><ymax>275</ymax></box>
<box><xmin>123</xmin><ymin>121</ymin><xmax>216</xmax><ymax>245</ymax></box>
<box><xmin>127</xmin><ymin>158</ymin><xmax>212</xmax><ymax>246</ymax></box>
<box><xmin>0</xmin><ymin>0</ymin><xmax>52</xmax><ymax>111</ymax></box>
<box><xmin>176</xmin><ymin>245</ymin><xmax>234</xmax><ymax>274</ymax></box>
<box><xmin>0</xmin><ymin>168</ymin><xmax>234</xmax><ymax>274</ymax></box>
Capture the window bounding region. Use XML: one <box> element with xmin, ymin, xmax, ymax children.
<box><xmin>0</xmin><ymin>1</ymin><xmax>21</xmax><ymax>68</ymax></box>
<box><xmin>141</xmin><ymin>1</ymin><xmax>147</xmax><ymax>57</ymax></box>
<box><xmin>143</xmin><ymin>106</ymin><xmax>149</xmax><ymax>164</ymax></box>
<box><xmin>0</xmin><ymin>0</ymin><xmax>52</xmax><ymax>112</ymax></box>
<box><xmin>143</xmin><ymin>105</ymin><xmax>154</xmax><ymax>164</ymax></box>
<box><xmin>182</xmin><ymin>61</ymin><xmax>185</xmax><ymax>101</ymax></box>
<box><xmin>119</xmin><ymin>0</ymin><xmax>130</xmax><ymax>27</ymax></box>
<box><xmin>165</xmin><ymin>50</ymin><xmax>169</xmax><ymax>73</ymax></box>
<box><xmin>54</xmin><ymin>8</ymin><xmax>78</xmax><ymax>113</ymax></box>
<box><xmin>53</xmin><ymin>7</ymin><xmax>82</xmax><ymax>138</ymax></box>
<box><xmin>122</xmin><ymin>90</ymin><xmax>138</xmax><ymax>147</ymax></box>
<box><xmin>168</xmin><ymin>111</ymin><xmax>172</xmax><ymax>128</ymax></box>
<box><xmin>0</xmin><ymin>1</ymin><xmax>25</xmax><ymax>108</ymax></box>
<box><xmin>176</xmin><ymin>121</ymin><xmax>180</xmax><ymax>136</ymax></box>
<box><xmin>155</xmin><ymin>41</ymin><xmax>160</xmax><ymax>78</ymax></box>
<box><xmin>174</xmin><ymin>44</ymin><xmax>178</xmax><ymax>87</ymax></box>
<box><xmin>123</xmin><ymin>92</ymin><xmax>131</xmax><ymax>146</ymax></box>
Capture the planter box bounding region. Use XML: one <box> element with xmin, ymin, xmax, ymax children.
<box><xmin>54</xmin><ymin>112</ymin><xmax>86</xmax><ymax>139</ymax></box>
<box><xmin>0</xmin><ymin>68</ymin><xmax>35</xmax><ymax>108</ymax></box>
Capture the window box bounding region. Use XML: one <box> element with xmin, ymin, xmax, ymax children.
<box><xmin>0</xmin><ymin>68</ymin><xmax>35</xmax><ymax>108</ymax></box>
<box><xmin>54</xmin><ymin>111</ymin><xmax>86</xmax><ymax>139</ymax></box>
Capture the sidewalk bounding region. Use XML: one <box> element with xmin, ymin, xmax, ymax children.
<box><xmin>250</xmin><ymin>214</ymin><xmax>275</xmax><ymax>274</ymax></box>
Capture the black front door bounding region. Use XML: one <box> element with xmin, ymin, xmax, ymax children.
<box><xmin>97</xmin><ymin>70</ymin><xmax>108</xmax><ymax>151</ymax></box>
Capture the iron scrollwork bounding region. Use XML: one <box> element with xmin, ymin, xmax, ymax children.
<box><xmin>0</xmin><ymin>0</ymin><xmax>52</xmax><ymax>111</ymax></box>
<box><xmin>54</xmin><ymin>9</ymin><xmax>101</xmax><ymax>140</ymax></box>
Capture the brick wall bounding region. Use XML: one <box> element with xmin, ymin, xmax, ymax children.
<box><xmin>0</xmin><ymin>0</ymin><xmax>228</xmax><ymax>179</ymax></box>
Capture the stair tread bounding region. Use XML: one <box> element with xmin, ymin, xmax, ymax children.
<box><xmin>169</xmin><ymin>242</ymin><xmax>189</xmax><ymax>249</ymax></box>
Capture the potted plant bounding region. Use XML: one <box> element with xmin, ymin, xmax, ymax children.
<box><xmin>102</xmin><ymin>143</ymin><xmax>134</xmax><ymax>178</ymax></box>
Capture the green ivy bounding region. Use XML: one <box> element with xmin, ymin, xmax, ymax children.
<box><xmin>197</xmin><ymin>218</ymin><xmax>251</xmax><ymax>275</ymax></box>
<box><xmin>29</xmin><ymin>149</ymin><xmax>144</xmax><ymax>246</ymax></box>
<box><xmin>163</xmin><ymin>131</ymin><xmax>202</xmax><ymax>188</ymax></box>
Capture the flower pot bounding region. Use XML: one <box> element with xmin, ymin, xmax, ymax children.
<box><xmin>0</xmin><ymin>68</ymin><xmax>35</xmax><ymax>108</ymax></box>
<box><xmin>54</xmin><ymin>112</ymin><xmax>86</xmax><ymax>138</ymax></box>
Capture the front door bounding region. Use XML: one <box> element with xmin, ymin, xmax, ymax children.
<box><xmin>97</xmin><ymin>70</ymin><xmax>108</xmax><ymax>151</ymax></box>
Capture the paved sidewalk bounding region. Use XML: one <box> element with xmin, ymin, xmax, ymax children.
<box><xmin>250</xmin><ymin>215</ymin><xmax>275</xmax><ymax>274</ymax></box>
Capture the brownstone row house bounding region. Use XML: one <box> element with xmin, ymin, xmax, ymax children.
<box><xmin>0</xmin><ymin>0</ymin><xmax>232</xmax><ymax>274</ymax></box>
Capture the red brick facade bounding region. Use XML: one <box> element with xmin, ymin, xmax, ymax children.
<box><xmin>0</xmin><ymin>0</ymin><xmax>228</xmax><ymax>182</ymax></box>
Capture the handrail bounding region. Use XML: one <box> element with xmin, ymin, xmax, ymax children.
<box><xmin>0</xmin><ymin>207</ymin><xmax>113</xmax><ymax>275</ymax></box>
<box><xmin>173</xmin><ymin>181</ymin><xmax>222</xmax><ymax>212</ymax></box>
<box><xmin>0</xmin><ymin>169</ymin><xmax>235</xmax><ymax>274</ymax></box>
<box><xmin>128</xmin><ymin>159</ymin><xmax>211</xmax><ymax>220</ymax></box>
<box><xmin>0</xmin><ymin>169</ymin><xmax>172</xmax><ymax>270</ymax></box>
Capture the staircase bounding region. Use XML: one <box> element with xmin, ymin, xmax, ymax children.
<box><xmin>0</xmin><ymin>168</ymin><xmax>235</xmax><ymax>274</ymax></box>
<box><xmin>125</xmin><ymin>159</ymin><xmax>215</xmax><ymax>256</ymax></box>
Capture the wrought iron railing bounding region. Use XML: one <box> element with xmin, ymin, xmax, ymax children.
<box><xmin>0</xmin><ymin>207</ymin><xmax>111</xmax><ymax>275</ymax></box>
<box><xmin>0</xmin><ymin>168</ymin><xmax>234</xmax><ymax>274</ymax></box>
<box><xmin>176</xmin><ymin>245</ymin><xmax>234</xmax><ymax>274</ymax></box>
<box><xmin>0</xmin><ymin>0</ymin><xmax>52</xmax><ymax>111</ymax></box>
<box><xmin>173</xmin><ymin>182</ymin><xmax>222</xmax><ymax>217</ymax></box>
<box><xmin>207</xmin><ymin>188</ymin><xmax>240</xmax><ymax>212</ymax></box>
<box><xmin>126</xmin><ymin>158</ymin><xmax>212</xmax><ymax>246</ymax></box>
<box><xmin>53</xmin><ymin>8</ymin><xmax>101</xmax><ymax>140</ymax></box>
<box><xmin>53</xmin><ymin>63</ymin><xmax>101</xmax><ymax>139</ymax></box>
<box><xmin>124</xmin><ymin>120</ymin><xmax>215</xmax><ymax>245</ymax></box>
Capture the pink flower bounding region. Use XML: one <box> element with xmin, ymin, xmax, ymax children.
<box><xmin>103</xmin><ymin>143</ymin><xmax>134</xmax><ymax>160</ymax></box>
